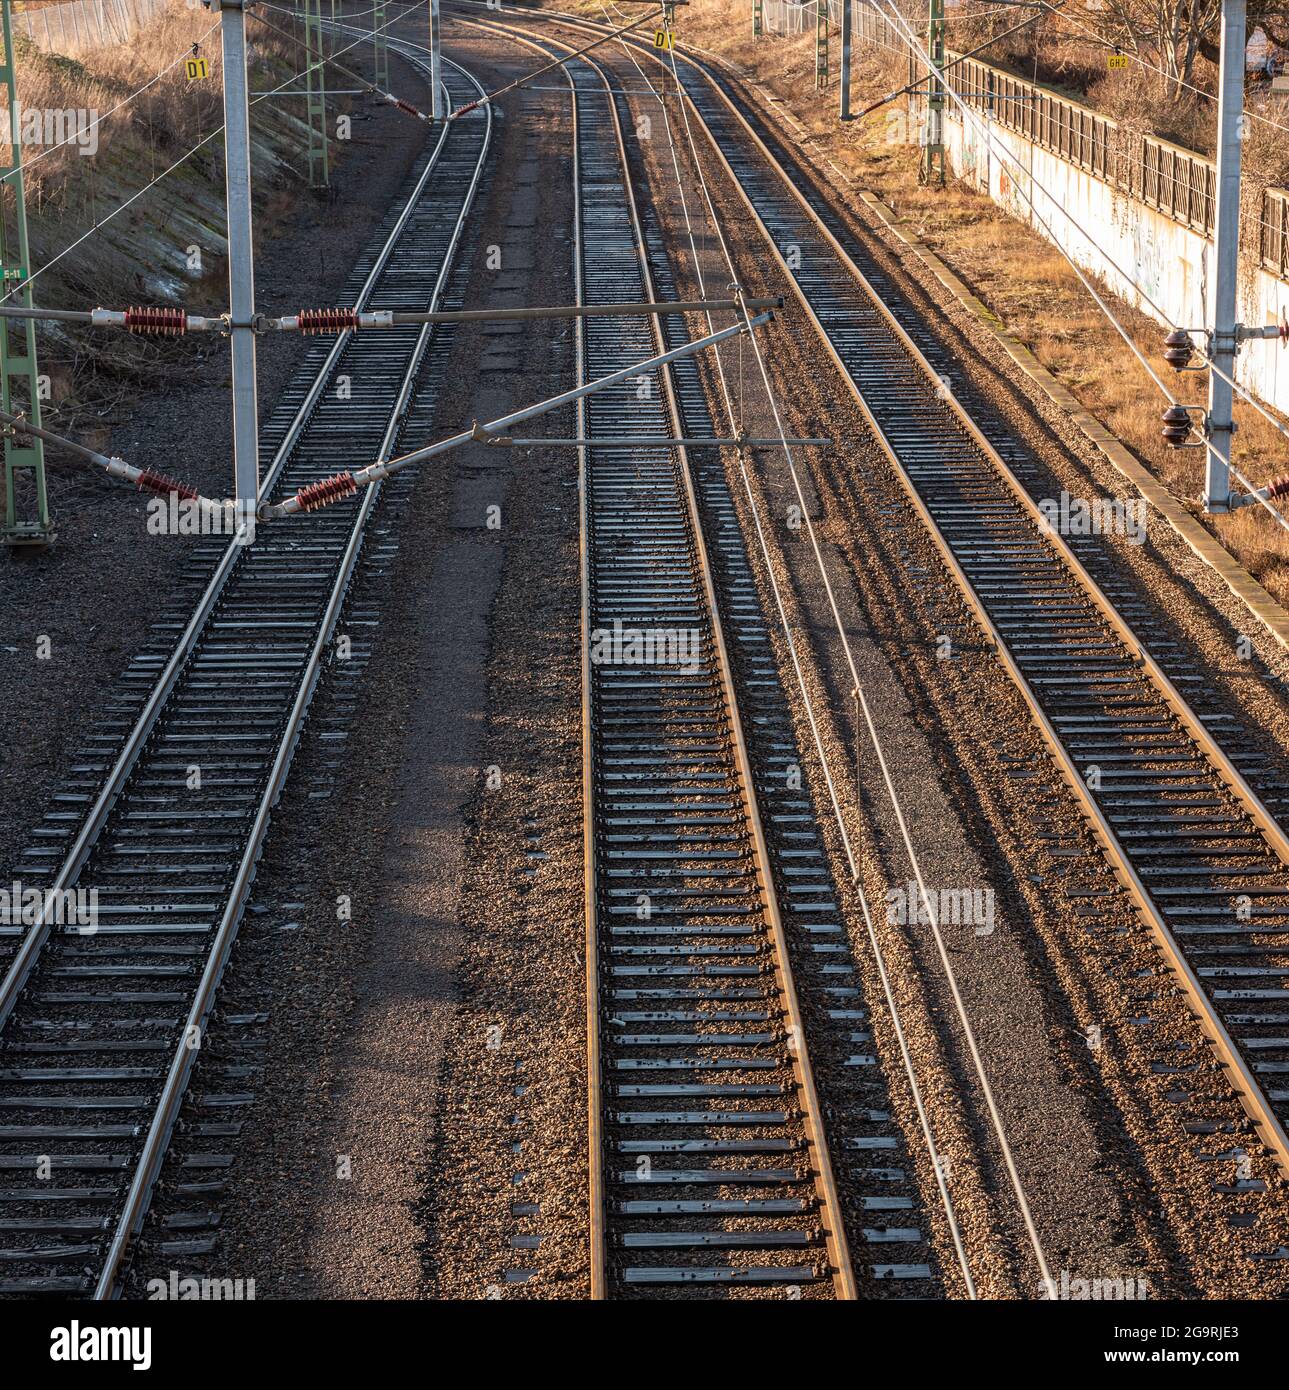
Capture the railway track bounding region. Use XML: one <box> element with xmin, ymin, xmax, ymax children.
<box><xmin>13</xmin><ymin>0</ymin><xmax>1285</xmax><ymax>1303</ymax></box>
<box><xmin>0</xmin><ymin>52</ymin><xmax>491</xmax><ymax>1298</ymax></box>
<box><xmin>508</xmin><ymin>25</ymin><xmax>954</xmax><ymax>1295</ymax></box>
<box><xmin>505</xmin><ymin>12</ymin><xmax>1289</xmax><ymax>1206</ymax></box>
<box><xmin>567</xmin><ymin>47</ymin><xmax>860</xmax><ymax>1297</ymax></box>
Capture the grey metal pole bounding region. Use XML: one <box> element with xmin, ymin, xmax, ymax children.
<box><xmin>430</xmin><ymin>0</ymin><xmax>442</xmax><ymax>120</ymax></box>
<box><xmin>839</xmin><ymin>0</ymin><xmax>852</xmax><ymax>120</ymax></box>
<box><xmin>1205</xmin><ymin>0</ymin><xmax>1246</xmax><ymax>514</ymax></box>
<box><xmin>207</xmin><ymin>0</ymin><xmax>259</xmax><ymax>517</ymax></box>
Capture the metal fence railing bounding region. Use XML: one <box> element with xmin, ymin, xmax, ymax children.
<box><xmin>761</xmin><ymin>0</ymin><xmax>845</xmax><ymax>37</ymax></box>
<box><xmin>1263</xmin><ymin>187</ymin><xmax>1289</xmax><ymax>280</ymax></box>
<box><xmin>835</xmin><ymin>0</ymin><xmax>1288</xmax><ymax>279</ymax></box>
<box><xmin>13</xmin><ymin>0</ymin><xmax>171</xmax><ymax>56</ymax></box>
<box><xmin>946</xmin><ymin>54</ymin><xmax>1216</xmax><ymax>236</ymax></box>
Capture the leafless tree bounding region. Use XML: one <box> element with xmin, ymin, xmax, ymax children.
<box><xmin>1061</xmin><ymin>0</ymin><xmax>1222</xmax><ymax>90</ymax></box>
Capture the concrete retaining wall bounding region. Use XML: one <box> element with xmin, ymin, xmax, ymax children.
<box><xmin>942</xmin><ymin>106</ymin><xmax>1289</xmax><ymax>418</ymax></box>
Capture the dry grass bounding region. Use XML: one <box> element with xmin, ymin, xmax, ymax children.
<box><xmin>0</xmin><ymin>9</ymin><xmax>316</xmax><ymax>413</ymax></box>
<box><xmin>552</xmin><ymin>0</ymin><xmax>1289</xmax><ymax>605</ymax></box>
<box><xmin>8</xmin><ymin>10</ymin><xmax>295</xmax><ymax>210</ymax></box>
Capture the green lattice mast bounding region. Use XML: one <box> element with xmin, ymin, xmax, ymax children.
<box><xmin>0</xmin><ymin>0</ymin><xmax>49</xmax><ymax>547</ymax></box>
<box><xmin>373</xmin><ymin>1</ymin><xmax>389</xmax><ymax>91</ymax></box>
<box><xmin>922</xmin><ymin>0</ymin><xmax>946</xmax><ymax>184</ymax></box>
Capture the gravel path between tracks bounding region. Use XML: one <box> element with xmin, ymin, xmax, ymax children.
<box><xmin>0</xmin><ymin>46</ymin><xmax>437</xmax><ymax>879</ymax></box>
<box><xmin>562</xmin><ymin>28</ymin><xmax>1289</xmax><ymax>1297</ymax></box>
<box><xmin>134</xmin><ymin>26</ymin><xmax>592</xmax><ymax>1300</ymax></box>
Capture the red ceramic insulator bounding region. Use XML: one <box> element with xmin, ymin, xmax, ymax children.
<box><xmin>294</xmin><ymin>471</ymin><xmax>358</xmax><ymax>512</ymax></box>
<box><xmin>1263</xmin><ymin>474</ymin><xmax>1289</xmax><ymax>500</ymax></box>
<box><xmin>124</xmin><ymin>306</ymin><xmax>187</xmax><ymax>337</ymax></box>
<box><xmin>135</xmin><ymin>469</ymin><xmax>200</xmax><ymax>501</ymax></box>
<box><xmin>297</xmin><ymin>307</ymin><xmax>360</xmax><ymax>335</ymax></box>
<box><xmin>393</xmin><ymin>98</ymin><xmax>422</xmax><ymax>117</ymax></box>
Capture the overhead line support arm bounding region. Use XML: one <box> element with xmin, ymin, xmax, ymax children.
<box><xmin>264</xmin><ymin>312</ymin><xmax>775</xmax><ymax>518</ymax></box>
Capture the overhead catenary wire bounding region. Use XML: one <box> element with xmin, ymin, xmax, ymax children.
<box><xmin>1023</xmin><ymin>14</ymin><xmax>1289</xmax><ymax>250</ymax></box>
<box><xmin>825</xmin><ymin>0</ymin><xmax>1289</xmax><ymax>243</ymax></box>
<box><xmin>853</xmin><ymin>0</ymin><xmax>1064</xmax><ymax>121</ymax></box>
<box><xmin>0</xmin><ymin>0</ymin><xmax>429</xmax><ymax>311</ymax></box>
<box><xmin>3</xmin><ymin>310</ymin><xmax>771</xmax><ymax>518</ymax></box>
<box><xmin>445</xmin><ymin>7</ymin><xmax>662</xmax><ymax>119</ymax></box>
<box><xmin>0</xmin><ymin>19</ymin><xmax>223</xmax><ymax>186</ymax></box>
<box><xmin>263</xmin><ymin>312</ymin><xmax>773</xmax><ymax>516</ymax></box>
<box><xmin>0</xmin><ymin>296</ymin><xmax>779</xmax><ymax>332</ymax></box>
<box><xmin>1032</xmin><ymin>0</ymin><xmax>1289</xmax><ymax>141</ymax></box>
<box><xmin>247</xmin><ymin>4</ymin><xmax>438</xmax><ymax>121</ymax></box>
<box><xmin>975</xmin><ymin>0</ymin><xmax>1289</xmax><ymax>248</ymax></box>
<box><xmin>550</xmin><ymin>21</ymin><xmax>906</xmax><ymax>1295</ymax></box>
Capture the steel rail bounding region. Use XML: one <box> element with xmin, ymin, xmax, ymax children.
<box><xmin>498</xmin><ymin>18</ymin><xmax>858</xmax><ymax>1297</ymax></box>
<box><xmin>591</xmin><ymin>11</ymin><xmax>976</xmax><ymax>1293</ymax></box>
<box><xmin>569</xmin><ymin>47</ymin><xmax>605</xmax><ymax>1303</ymax></box>
<box><xmin>93</xmin><ymin>57</ymin><xmax>493</xmax><ymax>1300</ymax></box>
<box><xmin>446</xmin><ymin>7</ymin><xmax>658</xmax><ymax>119</ymax></box>
<box><xmin>590</xmin><ymin>46</ymin><xmax>856</xmax><ymax>1305</ymax></box>
<box><xmin>551</xmin><ymin>19</ymin><xmax>1289</xmax><ymax>1179</ymax></box>
<box><xmin>566</xmin><ymin>8</ymin><xmax>976</xmax><ymax>1294</ymax></box>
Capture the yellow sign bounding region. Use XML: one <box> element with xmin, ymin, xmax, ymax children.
<box><xmin>186</xmin><ymin>56</ymin><xmax>209</xmax><ymax>80</ymax></box>
<box><xmin>1107</xmin><ymin>53</ymin><xmax>1129</xmax><ymax>70</ymax></box>
<box><xmin>654</xmin><ymin>29</ymin><xmax>674</xmax><ymax>50</ymax></box>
